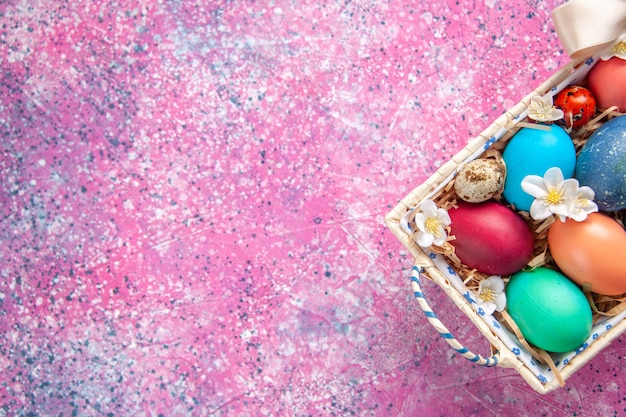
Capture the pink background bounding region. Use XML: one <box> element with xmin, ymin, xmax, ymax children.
<box><xmin>1</xmin><ymin>0</ymin><xmax>624</xmax><ymax>415</ymax></box>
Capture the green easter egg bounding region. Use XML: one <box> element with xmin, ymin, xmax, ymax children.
<box><xmin>505</xmin><ymin>267</ymin><xmax>592</xmax><ymax>353</ymax></box>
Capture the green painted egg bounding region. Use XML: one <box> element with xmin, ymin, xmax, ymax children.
<box><xmin>505</xmin><ymin>267</ymin><xmax>592</xmax><ymax>353</ymax></box>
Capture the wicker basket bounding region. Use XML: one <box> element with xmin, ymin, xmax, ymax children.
<box><xmin>386</xmin><ymin>55</ymin><xmax>626</xmax><ymax>394</ymax></box>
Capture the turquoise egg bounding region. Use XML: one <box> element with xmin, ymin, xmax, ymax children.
<box><xmin>506</xmin><ymin>267</ymin><xmax>592</xmax><ymax>353</ymax></box>
<box><xmin>502</xmin><ymin>124</ymin><xmax>576</xmax><ymax>212</ymax></box>
<box><xmin>575</xmin><ymin>115</ymin><xmax>626</xmax><ymax>211</ymax></box>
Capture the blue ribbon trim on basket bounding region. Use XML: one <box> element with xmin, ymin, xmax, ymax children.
<box><xmin>410</xmin><ymin>266</ymin><xmax>499</xmax><ymax>367</ymax></box>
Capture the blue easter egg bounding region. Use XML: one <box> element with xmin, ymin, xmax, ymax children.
<box><xmin>575</xmin><ymin>115</ymin><xmax>626</xmax><ymax>211</ymax></box>
<box><xmin>502</xmin><ymin>124</ymin><xmax>576</xmax><ymax>212</ymax></box>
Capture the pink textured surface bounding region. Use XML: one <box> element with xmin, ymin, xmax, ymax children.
<box><xmin>1</xmin><ymin>0</ymin><xmax>625</xmax><ymax>415</ymax></box>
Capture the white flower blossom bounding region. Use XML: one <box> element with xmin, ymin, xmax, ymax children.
<box><xmin>528</xmin><ymin>94</ymin><xmax>564</xmax><ymax>123</ymax></box>
<box><xmin>600</xmin><ymin>34</ymin><xmax>626</xmax><ymax>61</ymax></box>
<box><xmin>414</xmin><ymin>199</ymin><xmax>451</xmax><ymax>248</ymax></box>
<box><xmin>570</xmin><ymin>186</ymin><xmax>599</xmax><ymax>222</ymax></box>
<box><xmin>521</xmin><ymin>167</ymin><xmax>597</xmax><ymax>222</ymax></box>
<box><xmin>477</xmin><ymin>276</ymin><xmax>506</xmax><ymax>315</ymax></box>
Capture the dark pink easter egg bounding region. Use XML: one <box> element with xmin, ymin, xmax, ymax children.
<box><xmin>448</xmin><ymin>201</ymin><xmax>535</xmax><ymax>275</ymax></box>
<box><xmin>588</xmin><ymin>57</ymin><xmax>626</xmax><ymax>112</ymax></box>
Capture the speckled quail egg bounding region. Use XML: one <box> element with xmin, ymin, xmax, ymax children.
<box><xmin>454</xmin><ymin>158</ymin><xmax>504</xmax><ymax>203</ymax></box>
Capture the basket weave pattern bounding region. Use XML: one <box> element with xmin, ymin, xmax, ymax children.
<box><xmin>386</xmin><ymin>56</ymin><xmax>626</xmax><ymax>394</ymax></box>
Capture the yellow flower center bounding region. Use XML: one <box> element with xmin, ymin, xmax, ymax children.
<box><xmin>424</xmin><ymin>217</ymin><xmax>442</xmax><ymax>237</ymax></box>
<box><xmin>479</xmin><ymin>288</ymin><xmax>495</xmax><ymax>303</ymax></box>
<box><xmin>535</xmin><ymin>105</ymin><xmax>552</xmax><ymax>119</ymax></box>
<box><xmin>546</xmin><ymin>187</ymin><xmax>563</xmax><ymax>205</ymax></box>
<box><xmin>529</xmin><ymin>102</ymin><xmax>554</xmax><ymax>120</ymax></box>
<box><xmin>576</xmin><ymin>196</ymin><xmax>588</xmax><ymax>207</ymax></box>
<box><xmin>614</xmin><ymin>41</ymin><xmax>626</xmax><ymax>55</ymax></box>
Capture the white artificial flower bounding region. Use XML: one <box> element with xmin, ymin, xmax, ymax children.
<box><xmin>521</xmin><ymin>167</ymin><xmax>596</xmax><ymax>222</ymax></box>
<box><xmin>414</xmin><ymin>199</ymin><xmax>451</xmax><ymax>248</ymax></box>
<box><xmin>527</xmin><ymin>94</ymin><xmax>564</xmax><ymax>123</ymax></box>
<box><xmin>600</xmin><ymin>34</ymin><xmax>626</xmax><ymax>61</ymax></box>
<box><xmin>477</xmin><ymin>276</ymin><xmax>507</xmax><ymax>315</ymax></box>
<box><xmin>569</xmin><ymin>186</ymin><xmax>599</xmax><ymax>221</ymax></box>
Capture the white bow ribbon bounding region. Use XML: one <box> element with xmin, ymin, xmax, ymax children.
<box><xmin>552</xmin><ymin>0</ymin><xmax>626</xmax><ymax>59</ymax></box>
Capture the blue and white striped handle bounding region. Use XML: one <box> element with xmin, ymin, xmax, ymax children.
<box><xmin>411</xmin><ymin>265</ymin><xmax>500</xmax><ymax>367</ymax></box>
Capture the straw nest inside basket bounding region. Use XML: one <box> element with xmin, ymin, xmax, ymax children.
<box><xmin>409</xmin><ymin>106</ymin><xmax>626</xmax><ymax>367</ymax></box>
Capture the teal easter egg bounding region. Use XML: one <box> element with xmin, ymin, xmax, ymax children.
<box><xmin>505</xmin><ymin>267</ymin><xmax>592</xmax><ymax>353</ymax></box>
<box><xmin>502</xmin><ymin>124</ymin><xmax>576</xmax><ymax>212</ymax></box>
<box><xmin>575</xmin><ymin>115</ymin><xmax>626</xmax><ymax>211</ymax></box>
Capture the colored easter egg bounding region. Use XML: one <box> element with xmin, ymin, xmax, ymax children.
<box><xmin>448</xmin><ymin>201</ymin><xmax>535</xmax><ymax>275</ymax></box>
<box><xmin>588</xmin><ymin>57</ymin><xmax>626</xmax><ymax>112</ymax></box>
<box><xmin>548</xmin><ymin>212</ymin><xmax>626</xmax><ymax>296</ymax></box>
<box><xmin>575</xmin><ymin>114</ymin><xmax>626</xmax><ymax>211</ymax></box>
<box><xmin>502</xmin><ymin>124</ymin><xmax>576</xmax><ymax>212</ymax></box>
<box><xmin>506</xmin><ymin>267</ymin><xmax>592</xmax><ymax>353</ymax></box>
<box><xmin>554</xmin><ymin>86</ymin><xmax>596</xmax><ymax>129</ymax></box>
